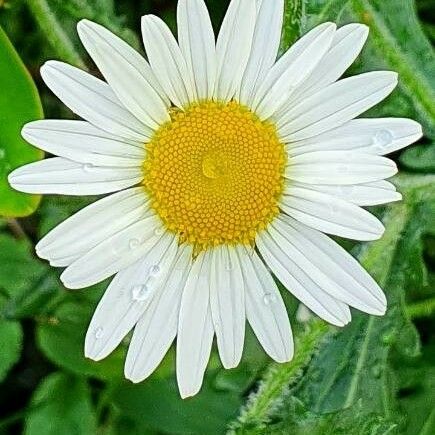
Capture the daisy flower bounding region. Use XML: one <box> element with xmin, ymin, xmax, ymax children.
<box><xmin>9</xmin><ymin>0</ymin><xmax>422</xmax><ymax>398</ymax></box>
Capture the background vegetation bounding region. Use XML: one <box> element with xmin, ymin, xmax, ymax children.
<box><xmin>0</xmin><ymin>0</ymin><xmax>434</xmax><ymax>433</ymax></box>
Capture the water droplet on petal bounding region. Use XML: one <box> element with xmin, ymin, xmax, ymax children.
<box><xmin>373</xmin><ymin>129</ymin><xmax>393</xmax><ymax>152</ymax></box>
<box><xmin>263</xmin><ymin>293</ymin><xmax>276</xmax><ymax>305</ymax></box>
<box><xmin>338</xmin><ymin>165</ymin><xmax>348</xmax><ymax>174</ymax></box>
<box><xmin>329</xmin><ymin>203</ymin><xmax>339</xmax><ymax>214</ymax></box>
<box><xmin>94</xmin><ymin>327</ymin><xmax>103</xmax><ymax>339</ymax></box>
<box><xmin>225</xmin><ymin>261</ymin><xmax>233</xmax><ymax>271</ymax></box>
<box><xmin>132</xmin><ymin>285</ymin><xmax>149</xmax><ymax>302</ymax></box>
<box><xmin>129</xmin><ymin>238</ymin><xmax>140</xmax><ymax>250</ymax></box>
<box><xmin>83</xmin><ymin>163</ymin><xmax>94</xmax><ymax>172</ymax></box>
<box><xmin>149</xmin><ymin>264</ymin><xmax>160</xmax><ymax>276</ymax></box>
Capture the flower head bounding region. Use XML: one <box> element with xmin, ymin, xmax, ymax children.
<box><xmin>9</xmin><ymin>0</ymin><xmax>422</xmax><ymax>398</ymax></box>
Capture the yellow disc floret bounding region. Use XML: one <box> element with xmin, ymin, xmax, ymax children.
<box><xmin>143</xmin><ymin>101</ymin><xmax>286</xmax><ymax>251</ymax></box>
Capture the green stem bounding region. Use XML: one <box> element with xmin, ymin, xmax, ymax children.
<box><xmin>406</xmin><ymin>297</ymin><xmax>435</xmax><ymax>319</ymax></box>
<box><xmin>26</xmin><ymin>0</ymin><xmax>85</xmax><ymax>67</ymax></box>
<box><xmin>229</xmin><ymin>321</ymin><xmax>329</xmax><ymax>433</ymax></box>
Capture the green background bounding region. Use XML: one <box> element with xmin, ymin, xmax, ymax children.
<box><xmin>0</xmin><ymin>0</ymin><xmax>434</xmax><ymax>434</ymax></box>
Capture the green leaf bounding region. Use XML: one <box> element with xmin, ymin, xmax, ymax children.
<box><xmin>0</xmin><ymin>233</ymin><xmax>58</xmax><ymax>320</ymax></box>
<box><xmin>268</xmin><ymin>398</ymin><xmax>398</xmax><ymax>435</ymax></box>
<box><xmin>350</xmin><ymin>0</ymin><xmax>435</xmax><ymax>139</ymax></box>
<box><xmin>24</xmin><ymin>372</ymin><xmax>96</xmax><ymax>435</ymax></box>
<box><xmin>0</xmin><ymin>26</ymin><xmax>43</xmax><ymax>217</ymax></box>
<box><xmin>36</xmin><ymin>299</ymin><xmax>125</xmax><ymax>381</ymax></box>
<box><xmin>400</xmin><ymin>143</ymin><xmax>435</xmax><ymax>172</ymax></box>
<box><xmin>0</xmin><ymin>320</ymin><xmax>23</xmax><ymax>382</ymax></box>
<box><xmin>112</xmin><ymin>375</ymin><xmax>242</xmax><ymax>435</ymax></box>
<box><xmin>394</xmin><ymin>343</ymin><xmax>435</xmax><ymax>435</ymax></box>
<box><xmin>0</xmin><ymin>234</ymin><xmax>47</xmax><ymax>298</ymax></box>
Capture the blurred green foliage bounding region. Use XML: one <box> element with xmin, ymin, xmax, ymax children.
<box><xmin>0</xmin><ymin>0</ymin><xmax>434</xmax><ymax>434</ymax></box>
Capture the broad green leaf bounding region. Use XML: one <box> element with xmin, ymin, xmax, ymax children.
<box><xmin>0</xmin><ymin>233</ymin><xmax>57</xmax><ymax>319</ymax></box>
<box><xmin>0</xmin><ymin>320</ymin><xmax>23</xmax><ymax>382</ymax></box>
<box><xmin>267</xmin><ymin>398</ymin><xmax>398</xmax><ymax>435</ymax></box>
<box><xmin>350</xmin><ymin>0</ymin><xmax>435</xmax><ymax>139</ymax></box>
<box><xmin>24</xmin><ymin>372</ymin><xmax>96</xmax><ymax>435</ymax></box>
<box><xmin>400</xmin><ymin>143</ymin><xmax>435</xmax><ymax>172</ymax></box>
<box><xmin>112</xmin><ymin>376</ymin><xmax>242</xmax><ymax>435</ymax></box>
<box><xmin>393</xmin><ymin>343</ymin><xmax>435</xmax><ymax>435</ymax></box>
<box><xmin>37</xmin><ymin>300</ymin><xmax>126</xmax><ymax>381</ymax></box>
<box><xmin>0</xmin><ymin>234</ymin><xmax>47</xmax><ymax>298</ymax></box>
<box><xmin>0</xmin><ymin>26</ymin><xmax>43</xmax><ymax>217</ymax></box>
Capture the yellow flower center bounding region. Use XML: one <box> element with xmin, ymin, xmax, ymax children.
<box><xmin>143</xmin><ymin>101</ymin><xmax>286</xmax><ymax>251</ymax></box>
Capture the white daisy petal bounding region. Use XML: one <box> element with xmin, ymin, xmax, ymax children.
<box><xmin>22</xmin><ymin>120</ymin><xmax>145</xmax><ymax>168</ymax></box>
<box><xmin>177</xmin><ymin>251</ymin><xmax>214</xmax><ymax>399</ymax></box>
<box><xmin>85</xmin><ymin>235</ymin><xmax>178</xmax><ymax>361</ymax></box>
<box><xmin>77</xmin><ymin>20</ymin><xmax>169</xmax><ymax>129</ymax></box>
<box><xmin>40</xmin><ymin>61</ymin><xmax>152</xmax><ymax>142</ymax></box>
<box><xmin>286</xmin><ymin>151</ymin><xmax>398</xmax><ymax>185</ymax></box>
<box><xmin>8</xmin><ymin>157</ymin><xmax>142</xmax><ymax>195</ymax></box>
<box><xmin>273</xmin><ymin>216</ymin><xmax>386</xmax><ymax>314</ymax></box>
<box><xmin>281</xmin><ymin>185</ymin><xmax>385</xmax><ymax>241</ymax></box>
<box><xmin>60</xmin><ymin>215</ymin><xmax>165</xmax><ymax>289</ymax></box>
<box><xmin>289</xmin><ymin>118</ymin><xmax>423</xmax><ymax>156</ymax></box>
<box><xmin>210</xmin><ymin>246</ymin><xmax>245</xmax><ymax>369</ymax></box>
<box><xmin>177</xmin><ymin>0</ymin><xmax>216</xmax><ymax>100</ymax></box>
<box><xmin>253</xmin><ymin>22</ymin><xmax>336</xmax><ymax>119</ymax></box>
<box><xmin>238</xmin><ymin>247</ymin><xmax>293</xmax><ymax>363</ymax></box>
<box><xmin>141</xmin><ymin>15</ymin><xmax>195</xmax><ymax>108</ymax></box>
<box><xmin>257</xmin><ymin>230</ymin><xmax>351</xmax><ymax>327</ymax></box>
<box><xmin>125</xmin><ymin>244</ymin><xmax>193</xmax><ymax>383</ymax></box>
<box><xmin>36</xmin><ymin>188</ymin><xmax>149</xmax><ymax>266</ymax></box>
<box><xmin>287</xmin><ymin>24</ymin><xmax>369</xmax><ymax>105</ymax></box>
<box><xmin>238</xmin><ymin>0</ymin><xmax>284</xmax><ymax>106</ymax></box>
<box><xmin>277</xmin><ymin>71</ymin><xmax>398</xmax><ymax>141</ymax></box>
<box><xmin>214</xmin><ymin>0</ymin><xmax>256</xmax><ymax>102</ymax></box>
<box><xmin>295</xmin><ymin>180</ymin><xmax>402</xmax><ymax>206</ymax></box>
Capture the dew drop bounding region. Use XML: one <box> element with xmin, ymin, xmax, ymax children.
<box><xmin>0</xmin><ymin>149</ymin><xmax>5</xmax><ymax>159</ymax></box>
<box><xmin>225</xmin><ymin>261</ymin><xmax>233</xmax><ymax>271</ymax></box>
<box><xmin>329</xmin><ymin>203</ymin><xmax>339</xmax><ymax>214</ymax></box>
<box><xmin>371</xmin><ymin>365</ymin><xmax>382</xmax><ymax>378</ymax></box>
<box><xmin>149</xmin><ymin>264</ymin><xmax>160</xmax><ymax>276</ymax></box>
<box><xmin>83</xmin><ymin>163</ymin><xmax>94</xmax><ymax>172</ymax></box>
<box><xmin>373</xmin><ymin>129</ymin><xmax>393</xmax><ymax>151</ymax></box>
<box><xmin>132</xmin><ymin>284</ymin><xmax>149</xmax><ymax>301</ymax></box>
<box><xmin>337</xmin><ymin>165</ymin><xmax>348</xmax><ymax>174</ymax></box>
<box><xmin>129</xmin><ymin>238</ymin><xmax>140</xmax><ymax>250</ymax></box>
<box><xmin>94</xmin><ymin>327</ymin><xmax>103</xmax><ymax>339</ymax></box>
<box><xmin>263</xmin><ymin>293</ymin><xmax>276</xmax><ymax>305</ymax></box>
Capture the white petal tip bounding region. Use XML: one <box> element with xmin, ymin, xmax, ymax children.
<box><xmin>84</xmin><ymin>351</ymin><xmax>101</xmax><ymax>362</ymax></box>
<box><xmin>77</xmin><ymin>18</ymin><xmax>92</xmax><ymax>29</ymax></box>
<box><xmin>59</xmin><ymin>273</ymin><xmax>81</xmax><ymax>290</ymax></box>
<box><xmin>179</xmin><ymin>387</ymin><xmax>200</xmax><ymax>400</ymax></box>
<box><xmin>124</xmin><ymin>373</ymin><xmax>144</xmax><ymax>384</ymax></box>
<box><xmin>272</xmin><ymin>351</ymin><xmax>294</xmax><ymax>364</ymax></box>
